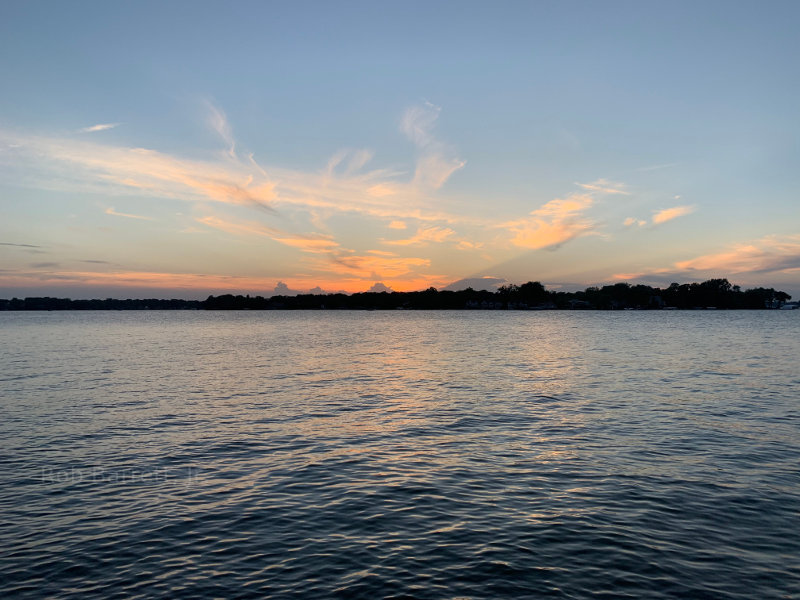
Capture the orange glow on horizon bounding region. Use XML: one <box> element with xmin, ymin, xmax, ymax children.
<box><xmin>0</xmin><ymin>269</ymin><xmax>448</xmax><ymax>296</ymax></box>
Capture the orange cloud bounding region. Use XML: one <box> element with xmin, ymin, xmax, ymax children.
<box><xmin>652</xmin><ymin>205</ymin><xmax>695</xmax><ymax>225</ymax></box>
<box><xmin>0</xmin><ymin>98</ymin><xmax>496</xmax><ymax>235</ymax></box>
<box><xmin>3</xmin><ymin>131</ymin><xmax>278</xmax><ymax>211</ymax></box>
<box><xmin>0</xmin><ymin>267</ymin><xmax>446</xmax><ymax>296</ymax></box>
<box><xmin>623</xmin><ymin>217</ymin><xmax>647</xmax><ymax>227</ymax></box>
<box><xmin>272</xmin><ymin>237</ymin><xmax>340</xmax><ymax>253</ymax></box>
<box><xmin>611</xmin><ymin>235</ymin><xmax>800</xmax><ymax>281</ymax></box>
<box><xmin>367</xmin><ymin>184</ymin><xmax>397</xmax><ymax>197</ymax></box>
<box><xmin>0</xmin><ymin>269</ymin><xmax>277</xmax><ymax>291</ymax></box>
<box><xmin>197</xmin><ymin>214</ymin><xmax>436</xmax><ymax>283</ymax></box>
<box><xmin>503</xmin><ymin>193</ymin><xmax>595</xmax><ymax>250</ymax></box>
<box><xmin>197</xmin><ymin>215</ymin><xmax>338</xmax><ymax>254</ymax></box>
<box><xmin>323</xmin><ymin>253</ymin><xmax>431</xmax><ymax>279</ymax></box>
<box><xmin>197</xmin><ymin>215</ymin><xmax>279</xmax><ymax>237</ymax></box>
<box><xmin>675</xmin><ymin>235</ymin><xmax>800</xmax><ymax>274</ymax></box>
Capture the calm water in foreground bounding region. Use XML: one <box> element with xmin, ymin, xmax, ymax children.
<box><xmin>1</xmin><ymin>310</ymin><xmax>799</xmax><ymax>599</ymax></box>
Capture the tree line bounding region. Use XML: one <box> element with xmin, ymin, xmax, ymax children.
<box><xmin>0</xmin><ymin>297</ymin><xmax>203</xmax><ymax>310</ymax></box>
<box><xmin>1</xmin><ymin>278</ymin><xmax>792</xmax><ymax>311</ymax></box>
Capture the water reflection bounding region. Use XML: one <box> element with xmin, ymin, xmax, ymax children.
<box><xmin>1</xmin><ymin>311</ymin><xmax>799</xmax><ymax>598</ymax></box>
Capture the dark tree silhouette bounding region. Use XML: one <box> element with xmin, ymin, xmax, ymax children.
<box><xmin>1</xmin><ymin>278</ymin><xmax>792</xmax><ymax>311</ymax></box>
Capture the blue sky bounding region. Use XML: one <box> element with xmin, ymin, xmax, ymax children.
<box><xmin>1</xmin><ymin>1</ymin><xmax>798</xmax><ymax>298</ymax></box>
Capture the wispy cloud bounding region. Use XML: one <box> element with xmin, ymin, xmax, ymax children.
<box><xmin>503</xmin><ymin>193</ymin><xmax>595</xmax><ymax>250</ymax></box>
<box><xmin>412</xmin><ymin>153</ymin><xmax>465</xmax><ymax>190</ymax></box>
<box><xmin>0</xmin><ymin>122</ymin><xmax>476</xmax><ymax>222</ymax></box>
<box><xmin>576</xmin><ymin>179</ymin><xmax>629</xmax><ymax>195</ymax></box>
<box><xmin>400</xmin><ymin>103</ymin><xmax>440</xmax><ymax>147</ymax></box>
<box><xmin>322</xmin><ymin>252</ymin><xmax>431</xmax><ymax>280</ymax></box>
<box><xmin>675</xmin><ymin>235</ymin><xmax>800</xmax><ymax>274</ymax></box>
<box><xmin>0</xmin><ymin>102</ymin><xmax>487</xmax><ymax>238</ymax></box>
<box><xmin>105</xmin><ymin>207</ymin><xmax>155</xmax><ymax>221</ymax></box>
<box><xmin>206</xmin><ymin>102</ymin><xmax>236</xmax><ymax>158</ymax></box>
<box><xmin>623</xmin><ymin>217</ymin><xmax>647</xmax><ymax>227</ymax></box>
<box><xmin>612</xmin><ymin>235</ymin><xmax>800</xmax><ymax>282</ymax></box>
<box><xmin>79</xmin><ymin>123</ymin><xmax>121</xmax><ymax>133</ymax></box>
<box><xmin>400</xmin><ymin>102</ymin><xmax>465</xmax><ymax>190</ymax></box>
<box><xmin>367</xmin><ymin>184</ymin><xmax>397</xmax><ymax>198</ymax></box>
<box><xmin>503</xmin><ymin>179</ymin><xmax>636</xmax><ymax>250</ymax></box>
<box><xmin>197</xmin><ymin>215</ymin><xmax>338</xmax><ymax>254</ymax></box>
<box><xmin>0</xmin><ymin>242</ymin><xmax>42</xmax><ymax>248</ymax></box>
<box><xmin>0</xmin><ymin>131</ymin><xmax>278</xmax><ymax>213</ymax></box>
<box><xmin>0</xmin><ymin>265</ymin><xmax>443</xmax><ymax>295</ymax></box>
<box><xmin>456</xmin><ymin>239</ymin><xmax>483</xmax><ymax>250</ymax></box>
<box><xmin>623</xmin><ymin>204</ymin><xmax>696</xmax><ymax>228</ymax></box>
<box><xmin>635</xmin><ymin>162</ymin><xmax>679</xmax><ymax>172</ymax></box>
<box><xmin>0</xmin><ymin>107</ymin><xmax>686</xmax><ymax>292</ymax></box>
<box><xmin>652</xmin><ymin>205</ymin><xmax>695</xmax><ymax>225</ymax></box>
<box><xmin>196</xmin><ymin>213</ymin><xmax>438</xmax><ymax>285</ymax></box>
<box><xmin>384</xmin><ymin>225</ymin><xmax>455</xmax><ymax>247</ymax></box>
<box><xmin>325</xmin><ymin>148</ymin><xmax>373</xmax><ymax>177</ymax></box>
<box><xmin>0</xmin><ymin>268</ymin><xmax>283</xmax><ymax>291</ymax></box>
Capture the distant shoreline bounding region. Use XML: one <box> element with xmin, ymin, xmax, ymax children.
<box><xmin>2</xmin><ymin>307</ymin><xmax>797</xmax><ymax>312</ymax></box>
<box><xmin>1</xmin><ymin>278</ymin><xmax>795</xmax><ymax>311</ymax></box>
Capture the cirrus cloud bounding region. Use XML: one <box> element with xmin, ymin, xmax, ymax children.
<box><xmin>383</xmin><ymin>225</ymin><xmax>456</xmax><ymax>247</ymax></box>
<box><xmin>197</xmin><ymin>215</ymin><xmax>338</xmax><ymax>254</ymax></box>
<box><xmin>400</xmin><ymin>102</ymin><xmax>465</xmax><ymax>190</ymax></box>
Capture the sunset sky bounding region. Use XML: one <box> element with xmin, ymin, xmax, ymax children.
<box><xmin>1</xmin><ymin>1</ymin><xmax>798</xmax><ymax>298</ymax></box>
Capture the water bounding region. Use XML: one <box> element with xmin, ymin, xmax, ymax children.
<box><xmin>1</xmin><ymin>310</ymin><xmax>799</xmax><ymax>598</ymax></box>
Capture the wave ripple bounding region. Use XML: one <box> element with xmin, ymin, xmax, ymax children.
<box><xmin>1</xmin><ymin>311</ymin><xmax>799</xmax><ymax>598</ymax></box>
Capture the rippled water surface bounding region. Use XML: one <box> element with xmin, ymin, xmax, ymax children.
<box><xmin>2</xmin><ymin>310</ymin><xmax>799</xmax><ymax>598</ymax></box>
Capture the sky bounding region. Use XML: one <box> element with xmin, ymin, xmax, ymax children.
<box><xmin>1</xmin><ymin>0</ymin><xmax>799</xmax><ymax>299</ymax></box>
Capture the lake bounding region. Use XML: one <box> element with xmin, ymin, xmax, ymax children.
<box><xmin>1</xmin><ymin>310</ymin><xmax>799</xmax><ymax>598</ymax></box>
